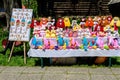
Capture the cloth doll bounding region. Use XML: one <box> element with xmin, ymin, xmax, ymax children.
<box><xmin>110</xmin><ymin>17</ymin><xmax>120</xmax><ymax>36</ymax></box>
<box><xmin>57</xmin><ymin>35</ymin><xmax>64</xmax><ymax>49</ymax></box>
<box><xmin>85</xmin><ymin>16</ymin><xmax>94</xmax><ymax>32</ymax></box>
<box><xmin>89</xmin><ymin>36</ymin><xmax>97</xmax><ymax>49</ymax></box>
<box><xmin>64</xmin><ymin>17</ymin><xmax>71</xmax><ymax>27</ymax></box>
<box><xmin>40</xmin><ymin>17</ymin><xmax>48</xmax><ymax>30</ymax></box>
<box><xmin>56</xmin><ymin>18</ymin><xmax>65</xmax><ymax>29</ymax></box>
<box><xmin>107</xmin><ymin>36</ymin><xmax>114</xmax><ymax>49</ymax></box>
<box><xmin>104</xmin><ymin>25</ymin><xmax>114</xmax><ymax>37</ymax></box>
<box><xmin>82</xmin><ymin>37</ymin><xmax>88</xmax><ymax>51</ymax></box>
<box><xmin>96</xmin><ymin>36</ymin><xmax>104</xmax><ymax>49</ymax></box>
<box><xmin>31</xmin><ymin>33</ymin><xmax>43</xmax><ymax>49</ymax></box>
<box><xmin>79</xmin><ymin>17</ymin><xmax>86</xmax><ymax>29</ymax></box>
<box><xmin>113</xmin><ymin>38</ymin><xmax>119</xmax><ymax>49</ymax></box>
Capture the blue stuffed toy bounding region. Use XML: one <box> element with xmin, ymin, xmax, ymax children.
<box><xmin>82</xmin><ymin>37</ymin><xmax>88</xmax><ymax>51</ymax></box>
<box><xmin>57</xmin><ymin>35</ymin><xmax>64</xmax><ymax>46</ymax></box>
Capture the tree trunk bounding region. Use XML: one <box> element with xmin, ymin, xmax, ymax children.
<box><xmin>3</xmin><ymin>0</ymin><xmax>22</xmax><ymax>30</ymax></box>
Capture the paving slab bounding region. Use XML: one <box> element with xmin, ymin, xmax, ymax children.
<box><xmin>67</xmin><ymin>74</ymin><xmax>90</xmax><ymax>80</ymax></box>
<box><xmin>111</xmin><ymin>68</ymin><xmax>120</xmax><ymax>74</ymax></box>
<box><xmin>91</xmin><ymin>75</ymin><xmax>117</xmax><ymax>80</ymax></box>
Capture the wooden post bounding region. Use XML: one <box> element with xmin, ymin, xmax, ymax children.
<box><xmin>8</xmin><ymin>41</ymin><xmax>15</xmax><ymax>62</ymax></box>
<box><xmin>8</xmin><ymin>42</ymin><xmax>27</xmax><ymax>64</ymax></box>
<box><xmin>23</xmin><ymin>42</ymin><xmax>26</xmax><ymax>64</ymax></box>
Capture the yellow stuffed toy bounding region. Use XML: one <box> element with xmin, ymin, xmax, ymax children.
<box><xmin>64</xmin><ymin>17</ymin><xmax>71</xmax><ymax>27</ymax></box>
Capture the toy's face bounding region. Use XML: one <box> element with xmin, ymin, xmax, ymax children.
<box><xmin>88</xmin><ymin>17</ymin><xmax>92</xmax><ymax>21</ymax></box>
<box><xmin>81</xmin><ymin>18</ymin><xmax>86</xmax><ymax>22</ymax></box>
<box><xmin>41</xmin><ymin>18</ymin><xmax>48</xmax><ymax>25</ymax></box>
<box><xmin>64</xmin><ymin>17</ymin><xmax>70</xmax><ymax>23</ymax></box>
<box><xmin>114</xmin><ymin>17</ymin><xmax>119</xmax><ymax>23</ymax></box>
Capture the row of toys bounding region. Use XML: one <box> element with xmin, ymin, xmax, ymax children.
<box><xmin>29</xmin><ymin>16</ymin><xmax>120</xmax><ymax>51</ymax></box>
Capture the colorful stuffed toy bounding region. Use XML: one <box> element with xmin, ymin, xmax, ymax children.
<box><xmin>31</xmin><ymin>33</ymin><xmax>43</xmax><ymax>49</ymax></box>
<box><xmin>40</xmin><ymin>17</ymin><xmax>48</xmax><ymax>30</ymax></box>
<box><xmin>64</xmin><ymin>17</ymin><xmax>71</xmax><ymax>27</ymax></box>
<box><xmin>82</xmin><ymin>37</ymin><xmax>88</xmax><ymax>51</ymax></box>
<box><xmin>56</xmin><ymin>18</ymin><xmax>65</xmax><ymax>28</ymax></box>
<box><xmin>113</xmin><ymin>38</ymin><xmax>119</xmax><ymax>49</ymax></box>
<box><xmin>79</xmin><ymin>17</ymin><xmax>86</xmax><ymax>29</ymax></box>
<box><xmin>85</xmin><ymin>16</ymin><xmax>94</xmax><ymax>32</ymax></box>
<box><xmin>96</xmin><ymin>36</ymin><xmax>104</xmax><ymax>49</ymax></box>
<box><xmin>110</xmin><ymin>17</ymin><xmax>120</xmax><ymax>35</ymax></box>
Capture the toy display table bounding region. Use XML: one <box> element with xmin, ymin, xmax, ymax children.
<box><xmin>27</xmin><ymin>48</ymin><xmax>120</xmax><ymax>67</ymax></box>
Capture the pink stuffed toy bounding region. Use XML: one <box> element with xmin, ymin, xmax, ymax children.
<box><xmin>113</xmin><ymin>38</ymin><xmax>119</xmax><ymax>49</ymax></box>
<box><xmin>96</xmin><ymin>36</ymin><xmax>104</xmax><ymax>49</ymax></box>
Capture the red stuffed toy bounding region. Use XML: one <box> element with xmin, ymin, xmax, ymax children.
<box><xmin>56</xmin><ymin>18</ymin><xmax>65</xmax><ymax>29</ymax></box>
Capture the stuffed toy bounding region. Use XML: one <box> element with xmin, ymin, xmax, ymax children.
<box><xmin>40</xmin><ymin>17</ymin><xmax>48</xmax><ymax>30</ymax></box>
<box><xmin>47</xmin><ymin>17</ymin><xmax>56</xmax><ymax>30</ymax></box>
<box><xmin>50</xmin><ymin>29</ymin><xmax>56</xmax><ymax>38</ymax></box>
<box><xmin>85</xmin><ymin>16</ymin><xmax>94</xmax><ymax>32</ymax></box>
<box><xmin>57</xmin><ymin>35</ymin><xmax>64</xmax><ymax>47</ymax></box>
<box><xmin>45</xmin><ymin>29</ymin><xmax>51</xmax><ymax>38</ymax></box>
<box><xmin>107</xmin><ymin>36</ymin><xmax>114</xmax><ymax>49</ymax></box>
<box><xmin>110</xmin><ymin>17</ymin><xmax>120</xmax><ymax>35</ymax></box>
<box><xmin>56</xmin><ymin>18</ymin><xmax>65</xmax><ymax>28</ymax></box>
<box><xmin>82</xmin><ymin>37</ymin><xmax>88</xmax><ymax>51</ymax></box>
<box><xmin>104</xmin><ymin>25</ymin><xmax>114</xmax><ymax>36</ymax></box>
<box><xmin>79</xmin><ymin>17</ymin><xmax>86</xmax><ymax>29</ymax></box>
<box><xmin>107</xmin><ymin>15</ymin><xmax>112</xmax><ymax>24</ymax></box>
<box><xmin>89</xmin><ymin>36</ymin><xmax>97</xmax><ymax>49</ymax></box>
<box><xmin>96</xmin><ymin>36</ymin><xmax>104</xmax><ymax>49</ymax></box>
<box><xmin>49</xmin><ymin>38</ymin><xmax>57</xmax><ymax>50</ymax></box>
<box><xmin>31</xmin><ymin>33</ymin><xmax>43</xmax><ymax>49</ymax></box>
<box><xmin>43</xmin><ymin>38</ymin><xmax>50</xmax><ymax>49</ymax></box>
<box><xmin>64</xmin><ymin>17</ymin><xmax>71</xmax><ymax>27</ymax></box>
<box><xmin>113</xmin><ymin>38</ymin><xmax>119</xmax><ymax>49</ymax></box>
<box><xmin>101</xmin><ymin>16</ymin><xmax>108</xmax><ymax>27</ymax></box>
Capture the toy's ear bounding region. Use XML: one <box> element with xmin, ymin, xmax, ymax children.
<box><xmin>110</xmin><ymin>19</ymin><xmax>114</xmax><ymax>26</ymax></box>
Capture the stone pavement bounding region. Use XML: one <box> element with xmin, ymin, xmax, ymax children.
<box><xmin>0</xmin><ymin>66</ymin><xmax>120</xmax><ymax>80</ymax></box>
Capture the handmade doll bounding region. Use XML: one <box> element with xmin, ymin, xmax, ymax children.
<box><xmin>96</xmin><ymin>36</ymin><xmax>104</xmax><ymax>49</ymax></box>
<box><xmin>82</xmin><ymin>37</ymin><xmax>88</xmax><ymax>51</ymax></box>
<box><xmin>104</xmin><ymin>25</ymin><xmax>114</xmax><ymax>36</ymax></box>
<box><xmin>113</xmin><ymin>38</ymin><xmax>119</xmax><ymax>49</ymax></box>
<box><xmin>89</xmin><ymin>36</ymin><xmax>97</xmax><ymax>49</ymax></box>
<box><xmin>40</xmin><ymin>17</ymin><xmax>48</xmax><ymax>30</ymax></box>
<box><xmin>57</xmin><ymin>35</ymin><xmax>64</xmax><ymax>49</ymax></box>
<box><xmin>64</xmin><ymin>17</ymin><xmax>71</xmax><ymax>27</ymax></box>
<box><xmin>107</xmin><ymin>36</ymin><xmax>114</xmax><ymax>49</ymax></box>
<box><xmin>56</xmin><ymin>18</ymin><xmax>65</xmax><ymax>29</ymax></box>
<box><xmin>31</xmin><ymin>33</ymin><xmax>43</xmax><ymax>49</ymax></box>
<box><xmin>110</xmin><ymin>17</ymin><xmax>120</xmax><ymax>36</ymax></box>
<box><xmin>107</xmin><ymin>15</ymin><xmax>112</xmax><ymax>24</ymax></box>
<box><xmin>47</xmin><ymin>17</ymin><xmax>56</xmax><ymax>30</ymax></box>
<box><xmin>101</xmin><ymin>16</ymin><xmax>108</xmax><ymax>27</ymax></box>
<box><xmin>71</xmin><ymin>18</ymin><xmax>78</xmax><ymax>30</ymax></box>
<box><xmin>43</xmin><ymin>29</ymin><xmax>51</xmax><ymax>49</ymax></box>
<box><xmin>79</xmin><ymin>17</ymin><xmax>86</xmax><ymax>29</ymax></box>
<box><xmin>85</xmin><ymin>16</ymin><xmax>94</xmax><ymax>32</ymax></box>
<box><xmin>93</xmin><ymin>16</ymin><xmax>99</xmax><ymax>32</ymax></box>
<box><xmin>50</xmin><ymin>29</ymin><xmax>56</xmax><ymax>38</ymax></box>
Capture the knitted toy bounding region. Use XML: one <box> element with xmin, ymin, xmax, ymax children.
<box><xmin>31</xmin><ymin>33</ymin><xmax>43</xmax><ymax>49</ymax></box>
<box><xmin>57</xmin><ymin>35</ymin><xmax>64</xmax><ymax>49</ymax></box>
<box><xmin>96</xmin><ymin>36</ymin><xmax>104</xmax><ymax>49</ymax></box>
<box><xmin>113</xmin><ymin>38</ymin><xmax>119</xmax><ymax>49</ymax></box>
<box><xmin>110</xmin><ymin>17</ymin><xmax>120</xmax><ymax>36</ymax></box>
<box><xmin>82</xmin><ymin>37</ymin><xmax>88</xmax><ymax>51</ymax></box>
<box><xmin>79</xmin><ymin>17</ymin><xmax>86</xmax><ymax>29</ymax></box>
<box><xmin>107</xmin><ymin>36</ymin><xmax>114</xmax><ymax>49</ymax></box>
<box><xmin>56</xmin><ymin>18</ymin><xmax>65</xmax><ymax>28</ymax></box>
<box><xmin>85</xmin><ymin>16</ymin><xmax>94</xmax><ymax>32</ymax></box>
<box><xmin>64</xmin><ymin>17</ymin><xmax>71</xmax><ymax>27</ymax></box>
<box><xmin>40</xmin><ymin>17</ymin><xmax>48</xmax><ymax>30</ymax></box>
